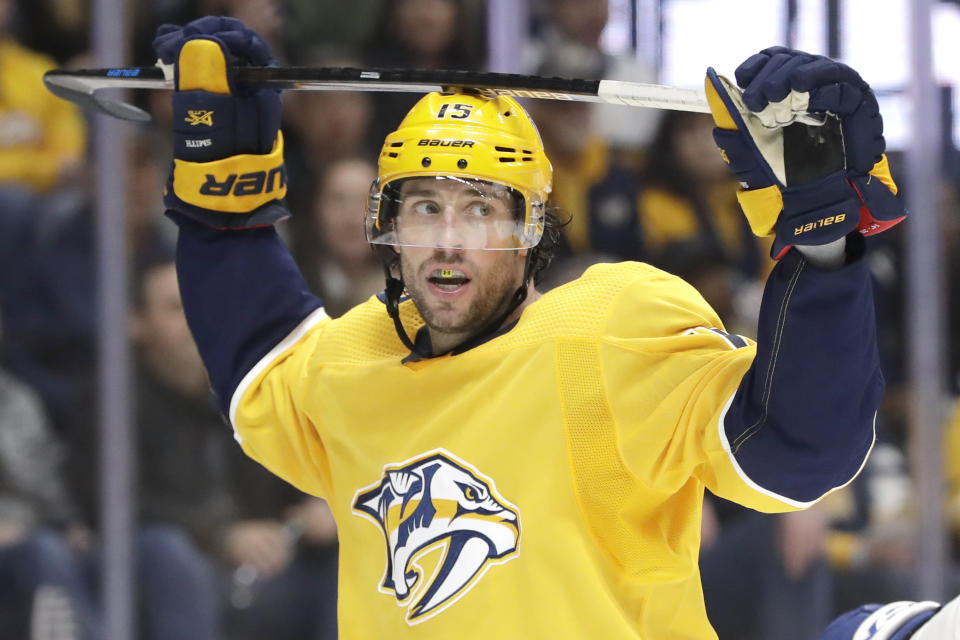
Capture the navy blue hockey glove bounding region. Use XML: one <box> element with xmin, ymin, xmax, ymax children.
<box><xmin>705</xmin><ymin>46</ymin><xmax>905</xmax><ymax>259</ymax></box>
<box><xmin>153</xmin><ymin>16</ymin><xmax>288</xmax><ymax>229</ymax></box>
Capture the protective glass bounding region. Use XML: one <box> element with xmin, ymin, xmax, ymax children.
<box><xmin>366</xmin><ymin>176</ymin><xmax>544</xmax><ymax>250</ymax></box>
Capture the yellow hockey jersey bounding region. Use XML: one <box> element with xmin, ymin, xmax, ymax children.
<box><xmin>227</xmin><ymin>261</ymin><xmax>809</xmax><ymax>639</ymax></box>
<box><xmin>0</xmin><ymin>38</ymin><xmax>86</xmax><ymax>191</ymax></box>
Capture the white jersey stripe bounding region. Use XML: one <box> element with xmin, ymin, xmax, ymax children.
<box><xmin>716</xmin><ymin>391</ymin><xmax>876</xmax><ymax>509</ymax></box>
<box><xmin>228</xmin><ymin>306</ymin><xmax>329</xmax><ymax>443</ymax></box>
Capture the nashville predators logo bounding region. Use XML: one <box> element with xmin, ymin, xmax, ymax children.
<box><xmin>352</xmin><ymin>450</ymin><xmax>520</xmax><ymax>625</ymax></box>
<box><xmin>184</xmin><ymin>110</ymin><xmax>214</xmax><ymax>126</ymax></box>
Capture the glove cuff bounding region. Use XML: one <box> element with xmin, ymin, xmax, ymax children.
<box><xmin>736</xmin><ymin>173</ymin><xmax>861</xmax><ymax>259</ymax></box>
<box><xmin>165</xmin><ymin>132</ymin><xmax>289</xmax><ymax>229</ymax></box>
<box><xmin>169</xmin><ymin>131</ymin><xmax>287</xmax><ymax>213</ymax></box>
<box><xmin>769</xmin><ymin>175</ymin><xmax>861</xmax><ymax>258</ymax></box>
<box><xmin>849</xmin><ymin>157</ymin><xmax>907</xmax><ymax>236</ymax></box>
<box><xmin>164</xmin><ymin>201</ymin><xmax>291</xmax><ymax>230</ymax></box>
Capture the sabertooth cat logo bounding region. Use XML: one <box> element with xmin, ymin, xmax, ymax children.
<box><xmin>352</xmin><ymin>450</ymin><xmax>520</xmax><ymax>624</ymax></box>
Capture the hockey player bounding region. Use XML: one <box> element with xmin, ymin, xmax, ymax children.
<box><xmin>152</xmin><ymin>16</ymin><xmax>923</xmax><ymax>639</ymax></box>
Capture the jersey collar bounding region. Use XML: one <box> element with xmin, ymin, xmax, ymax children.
<box><xmin>400</xmin><ymin>318</ymin><xmax>521</xmax><ymax>364</ymax></box>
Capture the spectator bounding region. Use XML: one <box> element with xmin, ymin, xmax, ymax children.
<box><xmin>0</xmin><ymin>0</ymin><xmax>86</xmax><ymax>294</ymax></box>
<box><xmin>129</xmin><ymin>244</ymin><xmax>222</xmax><ymax>640</ymax></box>
<box><xmin>943</xmin><ymin>398</ymin><xmax>960</xmax><ymax>565</ymax></box>
<box><xmin>0</xmin><ymin>309</ymin><xmax>100</xmax><ymax>640</ymax></box>
<box><xmin>281</xmin><ymin>54</ymin><xmax>376</xmax><ymax>272</ymax></box>
<box><xmin>0</xmin><ymin>0</ymin><xmax>85</xmax><ymax>193</ymax></box>
<box><xmin>821</xmin><ymin>443</ymin><xmax>916</xmax><ymax>615</ymax></box>
<box><xmin>526</xmin><ymin>50</ymin><xmax>645</xmax><ymax>260</ymax></box>
<box><xmin>365</xmin><ymin>0</ymin><xmax>481</xmax><ymax>74</ymax></box>
<box><xmin>134</xmin><ymin>0</ymin><xmax>289</xmax><ymax>68</ymax></box>
<box><xmin>363</xmin><ymin>0</ymin><xmax>485</xmax><ymax>151</ymax></box>
<box><xmin>524</xmin><ymin>0</ymin><xmax>610</xmax><ymax>72</ymax></box>
<box><xmin>523</xmin><ymin>0</ymin><xmax>658</xmax><ymax>150</ymax></box>
<box><xmin>0</xmin><ymin>176</ymin><xmax>98</xmax><ymax>453</ymax></box>
<box><xmin>700</xmin><ymin>494</ymin><xmax>833</xmax><ymax>640</ymax></box>
<box><xmin>304</xmin><ymin>157</ymin><xmax>384</xmax><ymax>316</ymax></box>
<box><xmin>637</xmin><ymin>110</ymin><xmax>771</xmax><ymax>282</ymax></box>
<box><xmin>0</xmin><ymin>130</ymin><xmax>172</xmax><ymax>523</ymax></box>
<box><xmin>283</xmin><ymin>59</ymin><xmax>376</xmax><ymax>174</ymax></box>
<box><xmin>131</xmin><ymin>249</ymin><xmax>338</xmax><ymax>639</ymax></box>
<box><xmin>283</xmin><ymin>0</ymin><xmax>384</xmax><ymax>62</ymax></box>
<box><xmin>232</xmin><ymin>496</ymin><xmax>339</xmax><ymax>640</ymax></box>
<box><xmin>14</xmin><ymin>0</ymin><xmax>88</xmax><ymax>64</ymax></box>
<box><xmin>199</xmin><ymin>0</ymin><xmax>288</xmax><ymax>61</ymax></box>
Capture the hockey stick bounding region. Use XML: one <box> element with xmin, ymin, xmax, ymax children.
<box><xmin>43</xmin><ymin>65</ymin><xmax>711</xmax><ymax>123</ymax></box>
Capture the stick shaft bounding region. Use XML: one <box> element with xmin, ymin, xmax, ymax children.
<box><xmin>43</xmin><ymin>65</ymin><xmax>711</xmax><ymax>120</ymax></box>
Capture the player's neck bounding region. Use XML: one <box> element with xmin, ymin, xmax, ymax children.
<box><xmin>428</xmin><ymin>287</ymin><xmax>541</xmax><ymax>355</ymax></box>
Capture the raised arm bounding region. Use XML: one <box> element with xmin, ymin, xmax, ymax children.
<box><xmin>152</xmin><ymin>17</ymin><xmax>324</xmax><ymax>417</ymax></box>
<box><xmin>706</xmin><ymin>47</ymin><xmax>905</xmax><ymax>505</ymax></box>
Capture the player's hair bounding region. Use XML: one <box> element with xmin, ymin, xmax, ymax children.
<box><xmin>529</xmin><ymin>205</ymin><xmax>571</xmax><ymax>285</ymax></box>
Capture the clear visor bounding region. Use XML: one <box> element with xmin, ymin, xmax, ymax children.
<box><xmin>366</xmin><ymin>176</ymin><xmax>544</xmax><ymax>250</ymax></box>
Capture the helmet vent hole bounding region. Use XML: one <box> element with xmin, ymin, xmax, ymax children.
<box><xmin>495</xmin><ymin>146</ymin><xmax>517</xmax><ymax>153</ymax></box>
<box><xmin>390</xmin><ymin>142</ymin><xmax>404</xmax><ymax>148</ymax></box>
<box><xmin>498</xmin><ymin>157</ymin><xmax>516</xmax><ymax>163</ymax></box>
<box><xmin>457</xmin><ymin>159</ymin><xmax>468</xmax><ymax>169</ymax></box>
<box><xmin>422</xmin><ymin>157</ymin><xmax>432</xmax><ymax>167</ymax></box>
<box><xmin>388</xmin><ymin>152</ymin><xmax>399</xmax><ymax>158</ymax></box>
<box><xmin>522</xmin><ymin>157</ymin><xmax>533</xmax><ymax>162</ymax></box>
<box><xmin>522</xmin><ymin>149</ymin><xmax>533</xmax><ymax>154</ymax></box>
<box><xmin>504</xmin><ymin>111</ymin><xmax>512</xmax><ymax>116</ymax></box>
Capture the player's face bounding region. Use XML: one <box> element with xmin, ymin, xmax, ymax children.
<box><xmin>397</xmin><ymin>178</ymin><xmax>528</xmax><ymax>342</ymax></box>
<box><xmin>391</xmin><ymin>176</ymin><xmax>526</xmax><ymax>250</ymax></box>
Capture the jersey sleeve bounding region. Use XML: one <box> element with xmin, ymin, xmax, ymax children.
<box><xmin>172</xmin><ymin>213</ymin><xmax>333</xmax><ymax>497</ymax></box>
<box><xmin>604</xmin><ymin>241</ymin><xmax>882</xmax><ymax>511</ymax></box>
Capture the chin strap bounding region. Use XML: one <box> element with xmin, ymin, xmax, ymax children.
<box><xmin>382</xmin><ymin>262</ymin><xmax>424</xmax><ymax>356</ymax></box>
<box><xmin>382</xmin><ymin>252</ymin><xmax>534</xmax><ymax>359</ymax></box>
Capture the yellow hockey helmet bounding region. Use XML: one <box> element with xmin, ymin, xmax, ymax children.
<box><xmin>366</xmin><ymin>92</ymin><xmax>553</xmax><ymax>250</ymax></box>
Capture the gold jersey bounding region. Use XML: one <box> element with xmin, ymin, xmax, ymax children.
<box><xmin>0</xmin><ymin>38</ymin><xmax>86</xmax><ymax>191</ymax></box>
<box><xmin>228</xmin><ymin>260</ymin><xmax>805</xmax><ymax>639</ymax></box>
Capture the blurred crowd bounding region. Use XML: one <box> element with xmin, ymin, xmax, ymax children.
<box><xmin>0</xmin><ymin>0</ymin><xmax>958</xmax><ymax>638</ymax></box>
